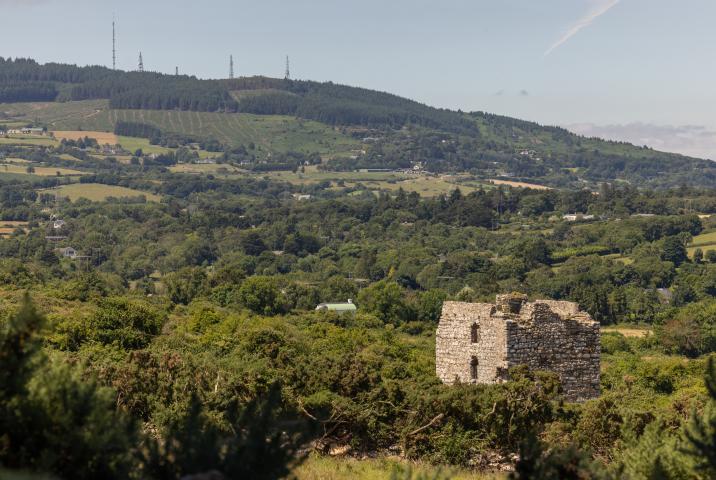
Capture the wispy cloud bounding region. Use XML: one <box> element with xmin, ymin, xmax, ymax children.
<box><xmin>567</xmin><ymin>123</ymin><xmax>716</xmax><ymax>160</ymax></box>
<box><xmin>545</xmin><ymin>0</ymin><xmax>620</xmax><ymax>56</ymax></box>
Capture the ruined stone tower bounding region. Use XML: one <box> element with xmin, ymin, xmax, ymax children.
<box><xmin>435</xmin><ymin>293</ymin><xmax>600</xmax><ymax>402</ymax></box>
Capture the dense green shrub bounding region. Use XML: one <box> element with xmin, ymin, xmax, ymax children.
<box><xmin>237</xmin><ymin>276</ymin><xmax>284</xmax><ymax>315</ymax></box>
<box><xmin>601</xmin><ymin>332</ymin><xmax>633</xmax><ymax>354</ymax></box>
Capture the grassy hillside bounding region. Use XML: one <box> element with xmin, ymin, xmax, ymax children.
<box><xmin>46</xmin><ymin>183</ymin><xmax>162</xmax><ymax>202</ymax></box>
<box><xmin>3</xmin><ymin>58</ymin><xmax>716</xmax><ymax>188</ymax></box>
<box><xmin>0</xmin><ymin>100</ymin><xmax>359</xmax><ymax>154</ymax></box>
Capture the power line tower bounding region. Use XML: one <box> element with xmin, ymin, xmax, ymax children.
<box><xmin>229</xmin><ymin>55</ymin><xmax>234</xmax><ymax>79</ymax></box>
<box><xmin>284</xmin><ymin>55</ymin><xmax>290</xmax><ymax>80</ymax></box>
<box><xmin>112</xmin><ymin>18</ymin><xmax>116</xmax><ymax>70</ymax></box>
<box><xmin>138</xmin><ymin>52</ymin><xmax>144</xmax><ymax>72</ymax></box>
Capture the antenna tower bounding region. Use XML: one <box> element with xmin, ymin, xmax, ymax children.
<box><xmin>138</xmin><ymin>52</ymin><xmax>144</xmax><ymax>72</ymax></box>
<box><xmin>112</xmin><ymin>19</ymin><xmax>116</xmax><ymax>70</ymax></box>
<box><xmin>175</xmin><ymin>66</ymin><xmax>179</xmax><ymax>76</ymax></box>
<box><xmin>229</xmin><ymin>55</ymin><xmax>234</xmax><ymax>79</ymax></box>
<box><xmin>284</xmin><ymin>55</ymin><xmax>290</xmax><ymax>80</ymax></box>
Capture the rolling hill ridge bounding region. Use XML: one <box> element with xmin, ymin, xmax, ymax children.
<box><xmin>1</xmin><ymin>56</ymin><xmax>715</xmax><ymax>189</ymax></box>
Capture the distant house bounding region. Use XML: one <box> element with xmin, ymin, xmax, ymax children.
<box><xmin>53</xmin><ymin>219</ymin><xmax>66</xmax><ymax>229</ymax></box>
<box><xmin>563</xmin><ymin>213</ymin><xmax>596</xmax><ymax>222</ymax></box>
<box><xmin>315</xmin><ymin>300</ymin><xmax>357</xmax><ymax>314</ymax></box>
<box><xmin>656</xmin><ymin>288</ymin><xmax>673</xmax><ymax>304</ymax></box>
<box><xmin>8</xmin><ymin>127</ymin><xmax>44</xmax><ymax>135</ymax></box>
<box><xmin>293</xmin><ymin>194</ymin><xmax>312</xmax><ymax>201</ymax></box>
<box><xmin>57</xmin><ymin>247</ymin><xmax>77</xmax><ymax>259</ymax></box>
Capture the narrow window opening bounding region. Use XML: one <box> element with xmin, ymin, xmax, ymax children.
<box><xmin>470</xmin><ymin>323</ymin><xmax>479</xmax><ymax>344</ymax></box>
<box><xmin>470</xmin><ymin>356</ymin><xmax>478</xmax><ymax>381</ymax></box>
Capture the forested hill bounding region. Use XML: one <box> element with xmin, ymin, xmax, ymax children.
<box><xmin>0</xmin><ymin>57</ymin><xmax>471</xmax><ymax>132</ymax></box>
<box><xmin>3</xmin><ymin>56</ymin><xmax>716</xmax><ymax>188</ymax></box>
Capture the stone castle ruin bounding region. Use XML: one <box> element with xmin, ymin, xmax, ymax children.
<box><xmin>436</xmin><ymin>294</ymin><xmax>600</xmax><ymax>402</ymax></box>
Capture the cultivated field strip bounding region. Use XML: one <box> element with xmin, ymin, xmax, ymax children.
<box><xmin>2</xmin><ymin>101</ymin><xmax>360</xmax><ymax>154</ymax></box>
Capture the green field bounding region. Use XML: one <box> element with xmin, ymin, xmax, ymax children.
<box><xmin>690</xmin><ymin>230</ymin><xmax>716</xmax><ymax>247</ymax></box>
<box><xmin>115</xmin><ymin>136</ymin><xmax>172</xmax><ymax>155</ymax></box>
<box><xmin>0</xmin><ymin>135</ymin><xmax>58</xmax><ymax>146</ymax></box>
<box><xmin>0</xmin><ymin>101</ymin><xmax>360</xmax><ymax>154</ymax></box>
<box><xmin>0</xmin><ymin>100</ymin><xmax>108</xmax><ymax>127</ymax></box>
<box><xmin>688</xmin><ymin>245</ymin><xmax>716</xmax><ymax>258</ymax></box>
<box><xmin>688</xmin><ymin>230</ymin><xmax>716</xmax><ymax>257</ymax></box>
<box><xmin>0</xmin><ymin>164</ymin><xmax>84</xmax><ymax>177</ymax></box>
<box><xmin>263</xmin><ymin>169</ymin><xmax>476</xmax><ymax>197</ymax></box>
<box><xmin>44</xmin><ymin>183</ymin><xmax>162</xmax><ymax>202</ymax></box>
<box><xmin>169</xmin><ymin>163</ymin><xmax>242</xmax><ymax>174</ymax></box>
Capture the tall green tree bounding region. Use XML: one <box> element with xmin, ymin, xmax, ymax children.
<box><xmin>237</xmin><ymin>276</ymin><xmax>284</xmax><ymax>315</ymax></box>
<box><xmin>683</xmin><ymin>356</ymin><xmax>716</xmax><ymax>476</ymax></box>
<box><xmin>662</xmin><ymin>236</ymin><xmax>688</xmax><ymax>266</ymax></box>
<box><xmin>0</xmin><ymin>296</ymin><xmax>138</xmax><ymax>478</ymax></box>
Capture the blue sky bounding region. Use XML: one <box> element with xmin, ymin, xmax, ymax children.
<box><xmin>2</xmin><ymin>0</ymin><xmax>716</xmax><ymax>157</ymax></box>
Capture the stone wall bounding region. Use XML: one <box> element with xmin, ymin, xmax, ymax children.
<box><xmin>435</xmin><ymin>294</ymin><xmax>600</xmax><ymax>402</ymax></box>
<box><xmin>436</xmin><ymin>302</ymin><xmax>508</xmax><ymax>384</ymax></box>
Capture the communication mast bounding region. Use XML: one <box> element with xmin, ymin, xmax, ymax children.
<box><xmin>175</xmin><ymin>66</ymin><xmax>179</xmax><ymax>76</ymax></box>
<box><xmin>138</xmin><ymin>52</ymin><xmax>144</xmax><ymax>72</ymax></box>
<box><xmin>284</xmin><ymin>55</ymin><xmax>290</xmax><ymax>80</ymax></box>
<box><xmin>229</xmin><ymin>55</ymin><xmax>234</xmax><ymax>79</ymax></box>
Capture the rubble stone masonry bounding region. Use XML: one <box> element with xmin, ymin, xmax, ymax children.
<box><xmin>436</xmin><ymin>293</ymin><xmax>600</xmax><ymax>402</ymax></box>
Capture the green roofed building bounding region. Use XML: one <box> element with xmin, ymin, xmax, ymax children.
<box><xmin>315</xmin><ymin>300</ymin><xmax>357</xmax><ymax>313</ymax></box>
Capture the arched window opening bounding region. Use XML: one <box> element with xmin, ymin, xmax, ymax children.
<box><xmin>470</xmin><ymin>323</ymin><xmax>479</xmax><ymax>344</ymax></box>
<box><xmin>470</xmin><ymin>356</ymin><xmax>478</xmax><ymax>381</ymax></box>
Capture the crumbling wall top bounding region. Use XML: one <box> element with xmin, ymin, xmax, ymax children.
<box><xmin>496</xmin><ymin>293</ymin><xmax>528</xmax><ymax>314</ymax></box>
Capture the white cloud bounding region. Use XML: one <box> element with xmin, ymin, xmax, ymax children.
<box><xmin>545</xmin><ymin>0</ymin><xmax>620</xmax><ymax>56</ymax></box>
<box><xmin>566</xmin><ymin>123</ymin><xmax>716</xmax><ymax>160</ymax></box>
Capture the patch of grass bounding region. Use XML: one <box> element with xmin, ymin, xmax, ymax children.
<box><xmin>0</xmin><ymin>221</ymin><xmax>29</xmax><ymax>237</ymax></box>
<box><xmin>489</xmin><ymin>179</ymin><xmax>551</xmax><ymax>190</ymax></box>
<box><xmin>687</xmin><ymin>230</ymin><xmax>716</xmax><ymax>258</ymax></box>
<box><xmin>53</xmin><ymin>130</ymin><xmax>118</xmax><ymax>145</ymax></box>
<box><xmin>116</xmin><ymin>136</ymin><xmax>217</xmax><ymax>159</ymax></box>
<box><xmin>266</xmin><ymin>168</ymin><xmax>408</xmax><ymax>184</ymax></box>
<box><xmin>0</xmin><ymin>172</ymin><xmax>51</xmax><ymax>183</ymax></box>
<box><xmin>0</xmin><ymin>164</ymin><xmax>84</xmax><ymax>177</ymax></box>
<box><xmin>169</xmin><ymin>163</ymin><xmax>241</xmax><ymax>174</ymax></box>
<box><xmin>602</xmin><ymin>326</ymin><xmax>652</xmax><ymax>338</ymax></box>
<box><xmin>43</xmin><ymin>183</ymin><xmax>161</xmax><ymax>202</ymax></box>
<box><xmin>116</xmin><ymin>136</ymin><xmax>172</xmax><ymax>155</ymax></box>
<box><xmin>688</xmin><ymin>245</ymin><xmax>716</xmax><ymax>258</ymax></box>
<box><xmin>294</xmin><ymin>455</ymin><xmax>501</xmax><ymax>480</ymax></box>
<box><xmin>263</xmin><ymin>169</ymin><xmax>471</xmax><ymax>197</ymax></box>
<box><xmin>0</xmin><ymin>100</ymin><xmax>109</xmax><ymax>128</ymax></box>
<box><xmin>690</xmin><ymin>230</ymin><xmax>716</xmax><ymax>247</ymax></box>
<box><xmin>0</xmin><ymin>135</ymin><xmax>58</xmax><ymax>146</ymax></box>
